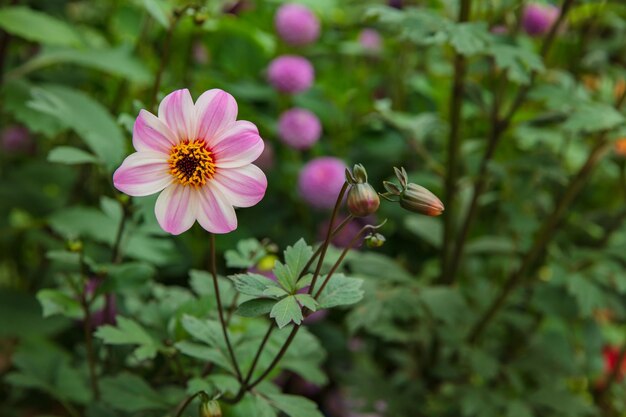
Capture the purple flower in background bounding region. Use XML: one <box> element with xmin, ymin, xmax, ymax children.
<box><xmin>522</xmin><ymin>3</ymin><xmax>559</xmax><ymax>36</ymax></box>
<box><xmin>490</xmin><ymin>25</ymin><xmax>508</xmax><ymax>35</ymax></box>
<box><xmin>298</xmin><ymin>157</ymin><xmax>347</xmax><ymax>209</ymax></box>
<box><xmin>85</xmin><ymin>278</ymin><xmax>117</xmax><ymax>328</ymax></box>
<box><xmin>358</xmin><ymin>29</ymin><xmax>382</xmax><ymax>52</ymax></box>
<box><xmin>388</xmin><ymin>0</ymin><xmax>403</xmax><ymax>9</ymax></box>
<box><xmin>275</xmin><ymin>3</ymin><xmax>320</xmax><ymax>46</ymax></box>
<box><xmin>1</xmin><ymin>126</ymin><xmax>33</xmax><ymax>153</ymax></box>
<box><xmin>278</xmin><ymin>108</ymin><xmax>321</xmax><ymax>150</ymax></box>
<box><xmin>267</xmin><ymin>55</ymin><xmax>314</xmax><ymax>94</ymax></box>
<box><xmin>318</xmin><ymin>214</ymin><xmax>375</xmax><ymax>248</ymax></box>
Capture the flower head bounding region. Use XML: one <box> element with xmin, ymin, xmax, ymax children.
<box><xmin>358</xmin><ymin>29</ymin><xmax>382</xmax><ymax>53</ymax></box>
<box><xmin>381</xmin><ymin>167</ymin><xmax>444</xmax><ymax>216</ymax></box>
<box><xmin>278</xmin><ymin>108</ymin><xmax>321</xmax><ymax>150</ymax></box>
<box><xmin>267</xmin><ymin>55</ymin><xmax>314</xmax><ymax>94</ymax></box>
<box><xmin>113</xmin><ymin>89</ymin><xmax>267</xmax><ymax>235</ymax></box>
<box><xmin>275</xmin><ymin>3</ymin><xmax>320</xmax><ymax>46</ymax></box>
<box><xmin>1</xmin><ymin>125</ymin><xmax>32</xmax><ymax>153</ymax></box>
<box><xmin>298</xmin><ymin>157</ymin><xmax>346</xmax><ymax>209</ymax></box>
<box><xmin>346</xmin><ymin>164</ymin><xmax>380</xmax><ymax>217</ymax></box>
<box><xmin>522</xmin><ymin>3</ymin><xmax>559</xmax><ymax>36</ymax></box>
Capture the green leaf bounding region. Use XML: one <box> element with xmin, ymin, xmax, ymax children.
<box><xmin>404</xmin><ymin>216</ymin><xmax>443</xmax><ymax>248</ymax></box>
<box><xmin>295</xmin><ymin>294</ymin><xmax>318</xmax><ymax>312</ymax></box>
<box><xmin>563</xmin><ymin>102</ymin><xmax>625</xmax><ymax>133</ymax></box>
<box><xmin>270</xmin><ymin>296</ymin><xmax>303</xmax><ymax>328</ymax></box>
<box><xmin>489</xmin><ymin>44</ymin><xmax>544</xmax><ymax>85</ymax></box>
<box><xmin>230</xmin><ymin>273</ymin><xmax>279</xmax><ymax>297</ymax></box>
<box><xmin>236</xmin><ymin>298</ymin><xmax>276</xmax><ymax>317</ymax></box>
<box><xmin>48</xmin><ymin>146</ymin><xmax>99</xmax><ymax>165</ymax></box>
<box><xmin>224</xmin><ymin>238</ymin><xmax>266</xmax><ymax>268</ymax></box>
<box><xmin>0</xmin><ymin>6</ymin><xmax>82</xmax><ymax>47</ymax></box>
<box><xmin>27</xmin><ymin>85</ymin><xmax>125</xmax><ymax>171</ymax></box>
<box><xmin>14</xmin><ymin>47</ymin><xmax>151</xmax><ymax>85</ymax></box>
<box><xmin>419</xmin><ymin>286</ymin><xmax>468</xmax><ymax>325</ymax></box>
<box><xmin>175</xmin><ymin>341</ymin><xmax>233</xmax><ymax>372</ymax></box>
<box><xmin>566</xmin><ymin>274</ymin><xmax>604</xmax><ymax>317</ymax></box>
<box><xmin>273</xmin><ymin>261</ymin><xmax>297</xmax><ymax>293</ymax></box>
<box><xmin>1</xmin><ymin>80</ymin><xmax>63</xmax><ymax>136</ymax></box>
<box><xmin>94</xmin><ymin>317</ymin><xmax>160</xmax><ymax>360</ymax></box>
<box><xmin>314</xmin><ymin>274</ymin><xmax>364</xmax><ymax>309</ymax></box>
<box><xmin>284</xmin><ymin>239</ymin><xmax>314</xmax><ymax>278</ymax></box>
<box><xmin>36</xmin><ymin>289</ymin><xmax>82</xmax><ymax>319</ymax></box>
<box><xmin>447</xmin><ymin>22</ymin><xmax>492</xmax><ymax>56</ymax></box>
<box><xmin>141</xmin><ymin>0</ymin><xmax>171</xmax><ymax>28</ymax></box>
<box><xmin>180</xmin><ymin>315</ymin><xmax>224</xmax><ymax>348</ymax></box>
<box><xmin>264</xmin><ymin>393</ymin><xmax>324</xmax><ymax>417</ymax></box>
<box><xmin>100</xmin><ymin>373</ymin><xmax>170</xmax><ymax>412</ymax></box>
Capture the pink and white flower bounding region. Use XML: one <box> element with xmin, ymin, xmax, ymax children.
<box><xmin>113</xmin><ymin>89</ymin><xmax>267</xmax><ymax>235</ymax></box>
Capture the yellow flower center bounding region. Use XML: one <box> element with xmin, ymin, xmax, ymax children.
<box><xmin>168</xmin><ymin>140</ymin><xmax>216</xmax><ymax>187</ymax></box>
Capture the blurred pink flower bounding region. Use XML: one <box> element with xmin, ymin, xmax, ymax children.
<box><xmin>490</xmin><ymin>25</ymin><xmax>508</xmax><ymax>35</ymax></box>
<box><xmin>358</xmin><ymin>29</ymin><xmax>382</xmax><ymax>52</ymax></box>
<box><xmin>267</xmin><ymin>55</ymin><xmax>314</xmax><ymax>94</ymax></box>
<box><xmin>1</xmin><ymin>126</ymin><xmax>33</xmax><ymax>153</ymax></box>
<box><xmin>255</xmin><ymin>140</ymin><xmax>275</xmax><ymax>171</ymax></box>
<box><xmin>85</xmin><ymin>278</ymin><xmax>116</xmax><ymax>328</ymax></box>
<box><xmin>522</xmin><ymin>3</ymin><xmax>559</xmax><ymax>36</ymax></box>
<box><xmin>113</xmin><ymin>89</ymin><xmax>267</xmax><ymax>235</ymax></box>
<box><xmin>278</xmin><ymin>108</ymin><xmax>321</xmax><ymax>150</ymax></box>
<box><xmin>298</xmin><ymin>157</ymin><xmax>347</xmax><ymax>209</ymax></box>
<box><xmin>275</xmin><ymin>3</ymin><xmax>320</xmax><ymax>46</ymax></box>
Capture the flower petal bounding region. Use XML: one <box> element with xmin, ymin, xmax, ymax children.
<box><xmin>212</xmin><ymin>121</ymin><xmax>264</xmax><ymax>168</ymax></box>
<box><xmin>133</xmin><ymin>109</ymin><xmax>178</xmax><ymax>153</ymax></box>
<box><xmin>155</xmin><ymin>183</ymin><xmax>198</xmax><ymax>235</ymax></box>
<box><xmin>213</xmin><ymin>165</ymin><xmax>267</xmax><ymax>208</ymax></box>
<box><xmin>196</xmin><ymin>185</ymin><xmax>237</xmax><ymax>234</ymax></box>
<box><xmin>113</xmin><ymin>152</ymin><xmax>172</xmax><ymax>196</ymax></box>
<box><xmin>158</xmin><ymin>89</ymin><xmax>195</xmax><ymax>141</ymax></box>
<box><xmin>195</xmin><ymin>89</ymin><xmax>238</xmax><ymax>143</ymax></box>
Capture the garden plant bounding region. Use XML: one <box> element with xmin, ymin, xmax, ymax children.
<box><xmin>1</xmin><ymin>0</ymin><xmax>626</xmax><ymax>416</ymax></box>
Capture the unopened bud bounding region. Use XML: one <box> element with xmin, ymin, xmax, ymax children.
<box><xmin>365</xmin><ymin>233</ymin><xmax>386</xmax><ymax>248</ymax></box>
<box><xmin>399</xmin><ymin>183</ymin><xmax>444</xmax><ymax>216</ymax></box>
<box><xmin>199</xmin><ymin>400</ymin><xmax>221</xmax><ymax>417</ymax></box>
<box><xmin>347</xmin><ymin>183</ymin><xmax>380</xmax><ymax>217</ymax></box>
<box><xmin>67</xmin><ymin>240</ymin><xmax>83</xmax><ymax>252</ymax></box>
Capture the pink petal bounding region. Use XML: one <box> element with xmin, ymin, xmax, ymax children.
<box><xmin>158</xmin><ymin>89</ymin><xmax>195</xmax><ymax>142</ymax></box>
<box><xmin>133</xmin><ymin>109</ymin><xmax>178</xmax><ymax>154</ymax></box>
<box><xmin>196</xmin><ymin>185</ymin><xmax>237</xmax><ymax>234</ymax></box>
<box><xmin>113</xmin><ymin>152</ymin><xmax>172</xmax><ymax>197</ymax></box>
<box><xmin>154</xmin><ymin>184</ymin><xmax>198</xmax><ymax>235</ymax></box>
<box><xmin>213</xmin><ymin>165</ymin><xmax>267</xmax><ymax>208</ymax></box>
<box><xmin>212</xmin><ymin>121</ymin><xmax>264</xmax><ymax>169</ymax></box>
<box><xmin>195</xmin><ymin>89</ymin><xmax>238</xmax><ymax>143</ymax></box>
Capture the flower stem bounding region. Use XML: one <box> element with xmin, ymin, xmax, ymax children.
<box><xmin>149</xmin><ymin>11</ymin><xmax>184</xmax><ymax>111</ymax></box>
<box><xmin>78</xmin><ymin>250</ymin><xmax>100</xmax><ymax>400</ymax></box>
<box><xmin>174</xmin><ymin>391</ymin><xmax>204</xmax><ymax>417</ymax></box>
<box><xmin>308</xmin><ymin>182</ymin><xmax>349</xmax><ymax>296</ymax></box>
<box><xmin>110</xmin><ymin>200</ymin><xmax>130</xmax><ymax>263</ymax></box>
<box><xmin>209</xmin><ymin>234</ymin><xmax>243</xmax><ymax>381</ymax></box>
<box><xmin>443</xmin><ymin>0</ymin><xmax>576</xmax><ymax>285</ymax></box>
<box><xmin>441</xmin><ymin>0</ymin><xmax>472</xmax><ymax>281</ymax></box>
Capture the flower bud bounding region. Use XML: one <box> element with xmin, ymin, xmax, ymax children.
<box><xmin>199</xmin><ymin>400</ymin><xmax>222</xmax><ymax>417</ymax></box>
<box><xmin>365</xmin><ymin>233</ymin><xmax>385</xmax><ymax>248</ymax></box>
<box><xmin>347</xmin><ymin>183</ymin><xmax>380</xmax><ymax>217</ymax></box>
<box><xmin>399</xmin><ymin>183</ymin><xmax>444</xmax><ymax>216</ymax></box>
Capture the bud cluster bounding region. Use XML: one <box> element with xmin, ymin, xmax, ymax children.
<box><xmin>380</xmin><ymin>167</ymin><xmax>444</xmax><ymax>216</ymax></box>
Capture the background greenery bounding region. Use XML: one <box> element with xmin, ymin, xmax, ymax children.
<box><xmin>2</xmin><ymin>0</ymin><xmax>626</xmax><ymax>416</ymax></box>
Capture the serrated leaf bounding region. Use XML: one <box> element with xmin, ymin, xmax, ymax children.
<box><xmin>263</xmin><ymin>286</ymin><xmax>289</xmax><ymax>298</ymax></box>
<box><xmin>489</xmin><ymin>44</ymin><xmax>544</xmax><ymax>85</ymax></box>
<box><xmin>94</xmin><ymin>317</ymin><xmax>160</xmax><ymax>360</ymax></box>
<box><xmin>566</xmin><ymin>274</ymin><xmax>604</xmax><ymax>317</ymax></box>
<box><xmin>273</xmin><ymin>262</ymin><xmax>296</xmax><ymax>293</ymax></box>
<box><xmin>180</xmin><ymin>315</ymin><xmax>224</xmax><ymax>348</ymax></box>
<box><xmin>48</xmin><ymin>146</ymin><xmax>99</xmax><ymax>165</ymax></box>
<box><xmin>314</xmin><ymin>274</ymin><xmax>364</xmax><ymax>309</ymax></box>
<box><xmin>270</xmin><ymin>296</ymin><xmax>302</xmax><ymax>328</ymax></box>
<box><xmin>230</xmin><ymin>273</ymin><xmax>279</xmax><ymax>297</ymax></box>
<box><xmin>236</xmin><ymin>298</ymin><xmax>276</xmax><ymax>317</ymax></box>
<box><xmin>295</xmin><ymin>294</ymin><xmax>318</xmax><ymax>312</ymax></box>
<box><xmin>0</xmin><ymin>6</ymin><xmax>82</xmax><ymax>47</ymax></box>
<box><xmin>447</xmin><ymin>22</ymin><xmax>492</xmax><ymax>56</ymax></box>
<box><xmin>36</xmin><ymin>289</ymin><xmax>82</xmax><ymax>319</ymax></box>
<box><xmin>224</xmin><ymin>238</ymin><xmax>266</xmax><ymax>268</ymax></box>
<box><xmin>419</xmin><ymin>286</ymin><xmax>468</xmax><ymax>325</ymax></box>
<box><xmin>100</xmin><ymin>373</ymin><xmax>170</xmax><ymax>412</ymax></box>
<box><xmin>284</xmin><ymin>239</ymin><xmax>314</xmax><ymax>278</ymax></box>
<box><xmin>175</xmin><ymin>341</ymin><xmax>233</xmax><ymax>372</ymax></box>
<box><xmin>563</xmin><ymin>102</ymin><xmax>625</xmax><ymax>133</ymax></box>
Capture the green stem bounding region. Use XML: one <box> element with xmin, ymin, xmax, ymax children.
<box><xmin>467</xmin><ymin>137</ymin><xmax>612</xmax><ymax>344</ymax></box>
<box><xmin>149</xmin><ymin>12</ymin><xmax>183</xmax><ymax>111</ymax></box>
<box><xmin>110</xmin><ymin>200</ymin><xmax>130</xmax><ymax>263</ymax></box>
<box><xmin>174</xmin><ymin>391</ymin><xmax>204</xmax><ymax>417</ymax></box>
<box><xmin>209</xmin><ymin>234</ymin><xmax>243</xmax><ymax>381</ymax></box>
<box><xmin>444</xmin><ymin>0</ymin><xmax>576</xmax><ymax>285</ymax></box>
<box><xmin>441</xmin><ymin>0</ymin><xmax>472</xmax><ymax>281</ymax></box>
<box><xmin>79</xmin><ymin>250</ymin><xmax>100</xmax><ymax>400</ymax></box>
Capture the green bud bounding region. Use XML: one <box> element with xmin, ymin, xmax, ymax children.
<box><xmin>352</xmin><ymin>164</ymin><xmax>368</xmax><ymax>183</ymax></box>
<box><xmin>199</xmin><ymin>400</ymin><xmax>221</xmax><ymax>417</ymax></box>
<box><xmin>399</xmin><ymin>183</ymin><xmax>444</xmax><ymax>216</ymax></box>
<box><xmin>67</xmin><ymin>240</ymin><xmax>83</xmax><ymax>252</ymax></box>
<box><xmin>365</xmin><ymin>233</ymin><xmax>386</xmax><ymax>248</ymax></box>
<box><xmin>347</xmin><ymin>183</ymin><xmax>380</xmax><ymax>217</ymax></box>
